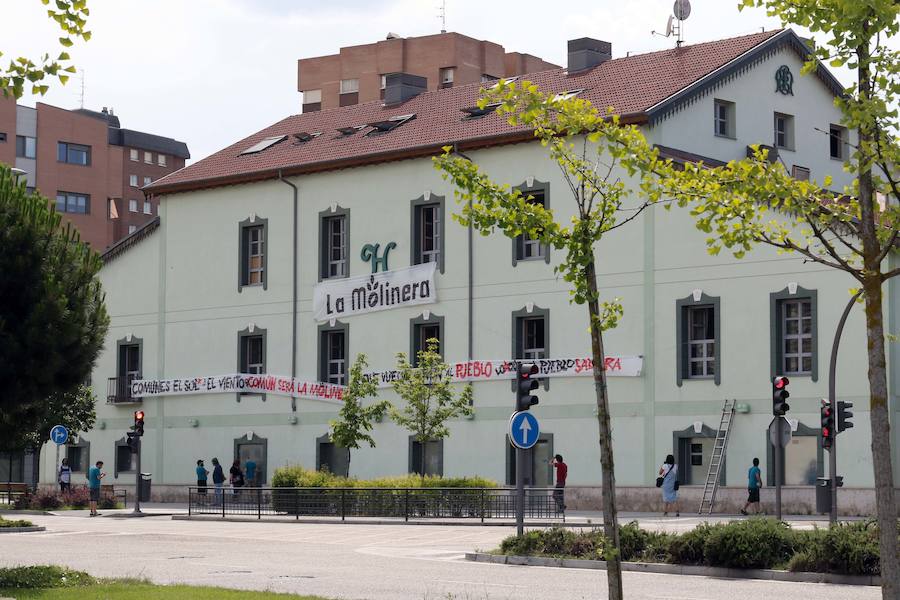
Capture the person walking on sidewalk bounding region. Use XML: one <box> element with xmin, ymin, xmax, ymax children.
<box><xmin>229</xmin><ymin>459</ymin><xmax>245</xmax><ymax>498</ymax></box>
<box><xmin>659</xmin><ymin>454</ymin><xmax>679</xmax><ymax>516</ymax></box>
<box><xmin>211</xmin><ymin>457</ymin><xmax>225</xmax><ymax>504</ymax></box>
<box><xmin>741</xmin><ymin>457</ymin><xmax>763</xmax><ymax>515</ymax></box>
<box><xmin>87</xmin><ymin>460</ymin><xmax>105</xmax><ymax>517</ymax></box>
<box><xmin>196</xmin><ymin>459</ymin><xmax>209</xmax><ymax>495</ymax></box>
<box><xmin>550</xmin><ymin>454</ymin><xmax>568</xmax><ymax>512</ymax></box>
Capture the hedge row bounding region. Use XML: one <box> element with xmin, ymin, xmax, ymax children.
<box><xmin>0</xmin><ymin>516</ymin><xmax>34</xmax><ymax>528</ymax></box>
<box><xmin>498</xmin><ymin>519</ymin><xmax>894</xmax><ymax>576</ymax></box>
<box><xmin>271</xmin><ymin>465</ymin><xmax>496</xmax><ymax>489</ymax></box>
<box><xmin>0</xmin><ymin>566</ymin><xmax>95</xmax><ymax>589</ymax></box>
<box><xmin>12</xmin><ymin>488</ymin><xmax>120</xmax><ymax>511</ymax></box>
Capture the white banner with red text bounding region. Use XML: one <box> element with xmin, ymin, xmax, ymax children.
<box><xmin>365</xmin><ymin>356</ymin><xmax>643</xmax><ymax>387</ymax></box>
<box><xmin>130</xmin><ymin>374</ymin><xmax>345</xmax><ymax>404</ymax></box>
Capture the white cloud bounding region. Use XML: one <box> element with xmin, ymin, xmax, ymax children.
<box><xmin>0</xmin><ymin>0</ymin><xmax>863</xmax><ymax>163</ymax></box>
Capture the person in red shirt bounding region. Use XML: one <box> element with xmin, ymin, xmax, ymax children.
<box><xmin>550</xmin><ymin>454</ymin><xmax>568</xmax><ymax>512</ymax></box>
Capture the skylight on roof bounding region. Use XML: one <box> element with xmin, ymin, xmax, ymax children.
<box><xmin>460</xmin><ymin>103</ymin><xmax>501</xmax><ymax>119</ymax></box>
<box><xmin>337</xmin><ymin>125</ymin><xmax>366</xmax><ymax>136</ymax></box>
<box><xmin>365</xmin><ymin>113</ymin><xmax>416</xmax><ymax>136</ymax></box>
<box><xmin>552</xmin><ymin>89</ymin><xmax>585</xmax><ymax>102</ymax></box>
<box><xmin>490</xmin><ymin>76</ymin><xmax>519</xmax><ymax>89</ymax></box>
<box><xmin>240</xmin><ymin>135</ymin><xmax>287</xmax><ymax>155</ymax></box>
<box><xmin>292</xmin><ymin>131</ymin><xmax>322</xmax><ymax>144</ymax></box>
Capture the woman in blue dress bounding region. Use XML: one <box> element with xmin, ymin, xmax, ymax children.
<box><xmin>659</xmin><ymin>454</ymin><xmax>679</xmax><ymax>516</ymax></box>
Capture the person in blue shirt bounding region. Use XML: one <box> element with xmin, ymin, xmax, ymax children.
<box><xmin>87</xmin><ymin>460</ymin><xmax>105</xmax><ymax>517</ymax></box>
<box><xmin>244</xmin><ymin>459</ymin><xmax>257</xmax><ymax>487</ymax></box>
<box><xmin>741</xmin><ymin>457</ymin><xmax>763</xmax><ymax>515</ymax></box>
<box><xmin>196</xmin><ymin>459</ymin><xmax>209</xmax><ymax>495</ymax></box>
<box><xmin>211</xmin><ymin>457</ymin><xmax>225</xmax><ymax>504</ymax></box>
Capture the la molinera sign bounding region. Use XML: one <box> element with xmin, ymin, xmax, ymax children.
<box><xmin>313</xmin><ymin>262</ymin><xmax>437</xmax><ymax>322</ymax></box>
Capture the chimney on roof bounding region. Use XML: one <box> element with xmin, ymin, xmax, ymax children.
<box><xmin>567</xmin><ymin>38</ymin><xmax>612</xmax><ymax>73</ymax></box>
<box><xmin>386</xmin><ymin>32</ymin><xmax>402</xmax><ymax>40</ymax></box>
<box><xmin>102</xmin><ymin>106</ymin><xmax>108</xmax><ymax>114</ymax></box>
<box><xmin>384</xmin><ymin>73</ymin><xmax>427</xmax><ymax>105</ymax></box>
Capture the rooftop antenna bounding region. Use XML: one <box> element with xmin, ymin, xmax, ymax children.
<box><xmin>438</xmin><ymin>0</ymin><xmax>446</xmax><ymax>33</ymax></box>
<box><xmin>78</xmin><ymin>69</ymin><xmax>85</xmax><ymax>108</ymax></box>
<box><xmin>652</xmin><ymin>0</ymin><xmax>692</xmax><ymax>47</ymax></box>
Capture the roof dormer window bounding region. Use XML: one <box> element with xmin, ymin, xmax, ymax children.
<box><xmin>239</xmin><ymin>135</ymin><xmax>287</xmax><ymax>155</ymax></box>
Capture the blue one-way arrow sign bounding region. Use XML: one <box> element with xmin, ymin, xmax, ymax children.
<box><xmin>509</xmin><ymin>411</ymin><xmax>540</xmax><ymax>450</ymax></box>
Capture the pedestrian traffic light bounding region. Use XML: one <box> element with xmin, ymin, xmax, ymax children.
<box><xmin>516</xmin><ymin>363</ymin><xmax>540</xmax><ymax>412</ymax></box>
<box><xmin>134</xmin><ymin>410</ymin><xmax>145</xmax><ymax>436</ymax></box>
<box><xmin>820</xmin><ymin>399</ymin><xmax>834</xmax><ymax>449</ymax></box>
<box><xmin>772</xmin><ymin>376</ymin><xmax>790</xmax><ymax>416</ymax></box>
<box><xmin>837</xmin><ymin>400</ymin><xmax>854</xmax><ymax>433</ymax></box>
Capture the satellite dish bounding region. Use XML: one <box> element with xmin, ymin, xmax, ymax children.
<box><xmin>665</xmin><ymin>15</ymin><xmax>674</xmax><ymax>37</ymax></box>
<box><xmin>673</xmin><ymin>0</ymin><xmax>691</xmax><ymax>20</ymax></box>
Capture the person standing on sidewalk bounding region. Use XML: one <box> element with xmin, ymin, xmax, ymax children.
<box><xmin>58</xmin><ymin>458</ymin><xmax>71</xmax><ymax>494</ymax></box>
<box><xmin>741</xmin><ymin>457</ymin><xmax>763</xmax><ymax>515</ymax></box>
<box><xmin>211</xmin><ymin>457</ymin><xmax>225</xmax><ymax>504</ymax></box>
<box><xmin>550</xmin><ymin>454</ymin><xmax>568</xmax><ymax>512</ymax></box>
<box><xmin>196</xmin><ymin>459</ymin><xmax>209</xmax><ymax>495</ymax></box>
<box><xmin>229</xmin><ymin>459</ymin><xmax>245</xmax><ymax>498</ymax></box>
<box><xmin>244</xmin><ymin>458</ymin><xmax>257</xmax><ymax>487</ymax></box>
<box><xmin>87</xmin><ymin>460</ymin><xmax>105</xmax><ymax>517</ymax></box>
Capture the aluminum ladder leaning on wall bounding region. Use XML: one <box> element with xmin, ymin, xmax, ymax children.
<box><xmin>698</xmin><ymin>398</ymin><xmax>736</xmax><ymax>515</ymax></box>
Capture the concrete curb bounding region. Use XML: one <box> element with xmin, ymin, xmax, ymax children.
<box><xmin>0</xmin><ymin>526</ymin><xmax>45</xmax><ymax>533</ymax></box>
<box><xmin>0</xmin><ymin>509</ymin><xmax>49</xmax><ymax>516</ymax></box>
<box><xmin>173</xmin><ymin>515</ymin><xmax>567</xmax><ymax>527</ymax></box>
<box><xmin>464</xmin><ymin>552</ymin><xmax>881</xmax><ymax>587</ymax></box>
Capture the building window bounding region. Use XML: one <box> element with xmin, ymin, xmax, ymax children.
<box><xmin>481</xmin><ymin>74</ymin><xmax>499</xmax><ymax>83</ymax></box>
<box><xmin>57</xmin><ymin>141</ymin><xmax>91</xmax><ymax>165</ymax></box>
<box><xmin>340</xmin><ymin>79</ymin><xmax>359</xmax><ymax>94</ymax></box>
<box><xmin>129</xmin><ymin>148</ymin><xmax>139</xmax><ymax>161</ymax></box>
<box><xmin>774</xmin><ymin>112</ymin><xmax>794</xmax><ymax>150</ymax></box>
<box><xmin>129</xmin><ymin>174</ymin><xmax>138</xmax><ymax>187</ymax></box>
<box><xmin>16</xmin><ymin>135</ymin><xmax>36</xmax><ymax>159</ymax></box>
<box><xmin>676</xmin><ymin>292</ymin><xmax>721</xmax><ymax>386</ymax></box>
<box><xmin>319</xmin><ymin>323</ymin><xmax>348</xmax><ymax>385</ymax></box>
<box><xmin>303</xmin><ymin>89</ymin><xmax>322</xmax><ymax>112</ymax></box>
<box><xmin>713</xmin><ymin>99</ymin><xmax>735</xmax><ymax>138</ymax></box>
<box><xmin>791</xmin><ymin>165</ymin><xmax>810</xmax><ymax>181</ymax></box>
<box><xmin>128</xmin><ymin>225</ymin><xmax>137</xmax><ymax>234</ymax></box>
<box><xmin>319</xmin><ymin>207</ymin><xmax>348</xmax><ymax>280</ymax></box>
<box><xmin>129</xmin><ymin>199</ymin><xmax>138</xmax><ymax>212</ymax></box>
<box><xmin>770</xmin><ymin>287</ymin><xmax>818</xmax><ymax>380</ymax></box>
<box><xmin>411</xmin><ymin>194</ymin><xmax>444</xmax><ymax>272</ymax></box>
<box><xmin>143</xmin><ymin>201</ymin><xmax>152</xmax><ymax>214</ymax></box>
<box><xmin>410</xmin><ymin>438</ymin><xmax>443</xmax><ymax>476</ymax></box>
<box><xmin>512</xmin><ymin>181</ymin><xmax>550</xmax><ymax>265</ymax></box>
<box><xmin>112</xmin><ymin>337</ymin><xmax>142</xmax><ymax>404</ymax></box>
<box><xmin>144</xmin><ymin>151</ymin><xmax>152</xmax><ymax>164</ymax></box>
<box><xmin>439</xmin><ymin>67</ymin><xmax>455</xmax><ymax>88</ymax></box>
<box><xmin>115</xmin><ymin>441</ymin><xmax>134</xmax><ymax>474</ymax></box>
<box><xmin>829</xmin><ymin>124</ymin><xmax>847</xmax><ymax>160</ymax></box>
<box><xmin>239</xmin><ymin>217</ymin><xmax>267</xmax><ymax>290</ymax></box>
<box><xmin>143</xmin><ymin>176</ymin><xmax>152</xmax><ymax>186</ymax></box>
<box><xmin>316</xmin><ymin>433</ymin><xmax>350</xmax><ymax>477</ymax></box>
<box><xmin>0</xmin><ymin>132</ymin><xmax>6</xmax><ymax>142</ymax></box>
<box><xmin>410</xmin><ymin>314</ymin><xmax>444</xmax><ymax>367</ymax></box>
<box><xmin>65</xmin><ymin>439</ymin><xmax>89</xmax><ymax>472</ymax></box>
<box><xmin>239</xmin><ymin>333</ymin><xmax>265</xmax><ymax>375</ymax></box>
<box><xmin>55</xmin><ymin>191</ymin><xmax>89</xmax><ymax>214</ymax></box>
<box><xmin>512</xmin><ymin>304</ymin><xmax>550</xmax><ymax>390</ymax></box>
<box><xmin>158</xmin><ymin>154</ymin><xmax>167</xmax><ymax>166</ymax></box>
<box><xmin>690</xmin><ymin>443</ymin><xmax>704</xmax><ymax>466</ymax></box>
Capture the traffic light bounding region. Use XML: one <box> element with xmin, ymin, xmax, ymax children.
<box><xmin>837</xmin><ymin>401</ymin><xmax>854</xmax><ymax>433</ymax></box>
<box><xmin>516</xmin><ymin>363</ymin><xmax>540</xmax><ymax>412</ymax></box>
<box><xmin>134</xmin><ymin>410</ymin><xmax>145</xmax><ymax>436</ymax></box>
<box><xmin>820</xmin><ymin>399</ymin><xmax>835</xmax><ymax>449</ymax></box>
<box><xmin>126</xmin><ymin>430</ymin><xmax>139</xmax><ymax>453</ymax></box>
<box><xmin>772</xmin><ymin>376</ymin><xmax>790</xmax><ymax>416</ymax></box>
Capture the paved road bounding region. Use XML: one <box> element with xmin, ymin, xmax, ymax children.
<box><xmin>0</xmin><ymin>513</ymin><xmax>878</xmax><ymax>600</ymax></box>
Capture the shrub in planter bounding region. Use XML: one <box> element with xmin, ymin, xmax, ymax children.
<box><xmin>63</xmin><ymin>487</ymin><xmax>90</xmax><ymax>509</ymax></box>
<box><xmin>667</xmin><ymin>522</ymin><xmax>721</xmax><ymax>565</ymax></box>
<box><xmin>31</xmin><ymin>490</ymin><xmax>63</xmax><ymax>510</ymax></box>
<box><xmin>0</xmin><ymin>516</ymin><xmax>34</xmax><ymax>528</ymax></box>
<box><xmin>702</xmin><ymin>518</ymin><xmax>798</xmax><ymax>569</ymax></box>
<box><xmin>787</xmin><ymin>521</ymin><xmax>885</xmax><ymax>576</ymax></box>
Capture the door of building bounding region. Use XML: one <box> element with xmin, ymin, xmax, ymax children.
<box><xmin>507</xmin><ymin>433</ymin><xmax>553</xmax><ymax>486</ymax></box>
<box><xmin>688</xmin><ymin>437</ymin><xmax>714</xmax><ymax>484</ymax></box>
<box><xmin>234</xmin><ymin>435</ymin><xmax>267</xmax><ymax>486</ymax></box>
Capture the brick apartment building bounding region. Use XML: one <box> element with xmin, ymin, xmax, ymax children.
<box><xmin>0</xmin><ymin>98</ymin><xmax>189</xmax><ymax>250</ymax></box>
<box><xmin>297</xmin><ymin>31</ymin><xmax>558</xmax><ymax>112</ymax></box>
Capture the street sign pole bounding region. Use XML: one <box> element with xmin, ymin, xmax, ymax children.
<box><xmin>774</xmin><ymin>426</ymin><xmax>782</xmax><ymax>520</ymax></box>
<box><xmin>133</xmin><ymin>438</ymin><xmax>142</xmax><ymax>515</ymax></box>
<box><xmin>515</xmin><ymin>446</ymin><xmax>525</xmax><ymax>536</ymax></box>
<box><xmin>768</xmin><ymin>416</ymin><xmax>790</xmax><ymax>521</ymax></box>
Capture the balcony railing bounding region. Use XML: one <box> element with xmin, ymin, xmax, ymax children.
<box><xmin>107</xmin><ymin>374</ymin><xmax>141</xmax><ymax>404</ymax></box>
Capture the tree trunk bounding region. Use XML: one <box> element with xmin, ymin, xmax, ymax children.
<box><xmin>856</xmin><ymin>28</ymin><xmax>898</xmax><ymax>599</ymax></box>
<box><xmin>585</xmin><ymin>259</ymin><xmax>624</xmax><ymax>600</ymax></box>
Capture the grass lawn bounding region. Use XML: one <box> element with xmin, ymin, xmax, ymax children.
<box><xmin>0</xmin><ymin>583</ymin><xmax>330</xmax><ymax>599</ymax></box>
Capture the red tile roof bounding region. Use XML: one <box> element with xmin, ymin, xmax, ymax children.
<box><xmin>150</xmin><ymin>29</ymin><xmax>786</xmax><ymax>195</ymax></box>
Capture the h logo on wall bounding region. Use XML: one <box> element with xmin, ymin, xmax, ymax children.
<box><xmin>313</xmin><ymin>262</ymin><xmax>437</xmax><ymax>321</ymax></box>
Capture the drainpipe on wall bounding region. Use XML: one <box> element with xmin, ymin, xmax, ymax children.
<box><xmin>451</xmin><ymin>143</ymin><xmax>475</xmax><ymax>360</ymax></box>
<box><xmin>278</xmin><ymin>171</ymin><xmax>299</xmax><ymax>412</ymax></box>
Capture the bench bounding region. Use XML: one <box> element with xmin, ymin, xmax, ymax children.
<box><xmin>100</xmin><ymin>484</ymin><xmax>128</xmax><ymax>508</ymax></box>
<box><xmin>0</xmin><ymin>482</ymin><xmax>28</xmax><ymax>504</ymax></box>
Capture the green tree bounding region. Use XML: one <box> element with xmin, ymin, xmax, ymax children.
<box><xmin>0</xmin><ymin>0</ymin><xmax>90</xmax><ymax>98</ymax></box>
<box><xmin>390</xmin><ymin>339</ymin><xmax>473</xmax><ymax>477</ymax></box>
<box><xmin>329</xmin><ymin>353</ymin><xmax>391</xmax><ymax>473</ymax></box>
<box><xmin>650</xmin><ymin>3</ymin><xmax>899</xmax><ymax>596</ymax></box>
<box><xmin>0</xmin><ymin>164</ymin><xmax>108</xmax><ymax>451</ymax></box>
<box><xmin>435</xmin><ymin>82</ymin><xmax>664</xmax><ymax>600</ymax></box>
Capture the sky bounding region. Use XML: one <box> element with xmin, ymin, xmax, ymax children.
<box><xmin>1</xmin><ymin>0</ymin><xmax>845</xmax><ymax>163</ymax></box>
